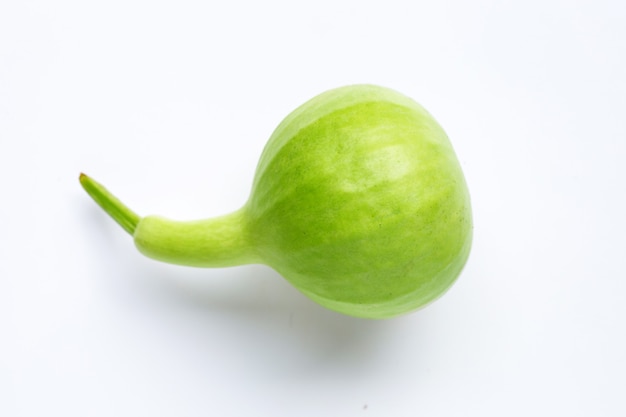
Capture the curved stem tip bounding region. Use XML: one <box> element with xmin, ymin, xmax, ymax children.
<box><xmin>79</xmin><ymin>173</ymin><xmax>141</xmax><ymax>235</ymax></box>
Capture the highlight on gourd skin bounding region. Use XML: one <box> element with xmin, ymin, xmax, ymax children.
<box><xmin>80</xmin><ymin>84</ymin><xmax>472</xmax><ymax>319</ymax></box>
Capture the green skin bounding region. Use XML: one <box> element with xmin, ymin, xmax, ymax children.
<box><xmin>80</xmin><ymin>84</ymin><xmax>472</xmax><ymax>319</ymax></box>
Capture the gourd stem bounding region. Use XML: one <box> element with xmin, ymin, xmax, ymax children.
<box><xmin>79</xmin><ymin>173</ymin><xmax>141</xmax><ymax>235</ymax></box>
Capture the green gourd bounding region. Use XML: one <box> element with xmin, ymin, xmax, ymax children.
<box><xmin>80</xmin><ymin>84</ymin><xmax>472</xmax><ymax>319</ymax></box>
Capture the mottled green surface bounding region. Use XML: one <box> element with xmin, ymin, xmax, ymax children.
<box><xmin>246</xmin><ymin>85</ymin><xmax>472</xmax><ymax>318</ymax></box>
<box><xmin>86</xmin><ymin>85</ymin><xmax>472</xmax><ymax>319</ymax></box>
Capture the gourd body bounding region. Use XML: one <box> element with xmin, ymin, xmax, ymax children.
<box><xmin>134</xmin><ymin>85</ymin><xmax>472</xmax><ymax>319</ymax></box>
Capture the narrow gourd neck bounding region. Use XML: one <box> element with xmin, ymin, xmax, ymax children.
<box><xmin>134</xmin><ymin>210</ymin><xmax>259</xmax><ymax>267</ymax></box>
<box><xmin>79</xmin><ymin>173</ymin><xmax>259</xmax><ymax>268</ymax></box>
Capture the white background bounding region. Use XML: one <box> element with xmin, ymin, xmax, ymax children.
<box><xmin>1</xmin><ymin>1</ymin><xmax>625</xmax><ymax>416</ymax></box>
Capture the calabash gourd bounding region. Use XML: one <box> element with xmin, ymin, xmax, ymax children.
<box><xmin>80</xmin><ymin>84</ymin><xmax>472</xmax><ymax>319</ymax></box>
